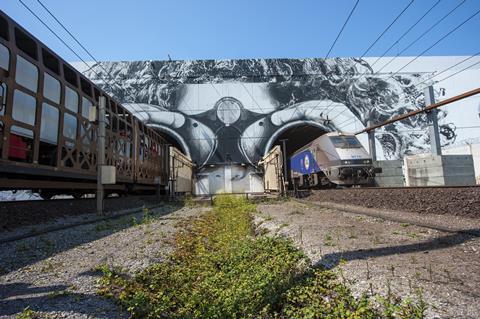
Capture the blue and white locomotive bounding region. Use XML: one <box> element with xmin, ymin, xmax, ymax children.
<box><xmin>289</xmin><ymin>132</ymin><xmax>379</xmax><ymax>188</ymax></box>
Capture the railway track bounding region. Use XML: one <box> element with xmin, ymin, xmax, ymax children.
<box><xmin>303</xmin><ymin>186</ymin><xmax>480</xmax><ymax>218</ymax></box>
<box><xmin>0</xmin><ymin>195</ymin><xmax>169</xmax><ymax>231</ymax></box>
<box><xmin>0</xmin><ymin>202</ymin><xmax>167</xmax><ymax>245</ymax></box>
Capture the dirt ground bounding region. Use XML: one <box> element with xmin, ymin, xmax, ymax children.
<box><xmin>0</xmin><ymin>204</ymin><xmax>207</xmax><ymax>319</ymax></box>
<box><xmin>256</xmin><ymin>200</ymin><xmax>480</xmax><ymax>319</ymax></box>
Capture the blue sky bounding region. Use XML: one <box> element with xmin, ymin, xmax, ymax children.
<box><xmin>2</xmin><ymin>0</ymin><xmax>480</xmax><ymax>62</ymax></box>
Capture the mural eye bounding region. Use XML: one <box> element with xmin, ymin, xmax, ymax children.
<box><xmin>215</xmin><ymin>97</ymin><xmax>242</xmax><ymax>126</ymax></box>
<box><xmin>259</xmin><ymin>121</ymin><xmax>264</xmax><ymax>126</ymax></box>
<box><xmin>193</xmin><ymin>122</ymin><xmax>198</xmax><ymax>127</ymax></box>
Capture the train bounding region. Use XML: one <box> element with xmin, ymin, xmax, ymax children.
<box><xmin>0</xmin><ymin>10</ymin><xmax>194</xmax><ymax>199</ymax></box>
<box><xmin>261</xmin><ymin>132</ymin><xmax>380</xmax><ymax>191</ymax></box>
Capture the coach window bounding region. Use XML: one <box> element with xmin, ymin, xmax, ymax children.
<box><xmin>15</xmin><ymin>55</ymin><xmax>38</xmax><ymax>93</ymax></box>
<box><xmin>0</xmin><ymin>83</ymin><xmax>6</xmax><ymax>116</ymax></box>
<box><xmin>12</xmin><ymin>89</ymin><xmax>36</xmax><ymax>126</ymax></box>
<box><xmin>65</xmin><ymin>86</ymin><xmax>78</xmax><ymax>113</ymax></box>
<box><xmin>63</xmin><ymin>113</ymin><xmax>77</xmax><ymax>141</ymax></box>
<box><xmin>43</xmin><ymin>72</ymin><xmax>61</xmax><ymax>104</ymax></box>
<box><xmin>81</xmin><ymin>124</ymin><xmax>93</xmax><ymax>146</ymax></box>
<box><xmin>0</xmin><ymin>121</ymin><xmax>3</xmax><ymax>155</ymax></box>
<box><xmin>9</xmin><ymin>125</ymin><xmax>34</xmax><ymax>163</ymax></box>
<box><xmin>39</xmin><ymin>102</ymin><xmax>59</xmax><ymax>166</ymax></box>
<box><xmin>0</xmin><ymin>44</ymin><xmax>9</xmax><ymax>71</ymax></box>
<box><xmin>81</xmin><ymin>97</ymin><xmax>92</xmax><ymax>118</ymax></box>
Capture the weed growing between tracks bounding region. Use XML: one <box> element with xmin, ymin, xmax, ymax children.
<box><xmin>97</xmin><ymin>196</ymin><xmax>426</xmax><ymax>318</ymax></box>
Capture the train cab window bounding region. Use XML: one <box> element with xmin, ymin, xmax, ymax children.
<box><xmin>81</xmin><ymin>97</ymin><xmax>92</xmax><ymax>118</ymax></box>
<box><xmin>14</xmin><ymin>28</ymin><xmax>37</xmax><ymax>60</ymax></box>
<box><xmin>329</xmin><ymin>136</ymin><xmax>362</xmax><ymax>148</ymax></box>
<box><xmin>15</xmin><ymin>55</ymin><xmax>38</xmax><ymax>93</ymax></box>
<box><xmin>8</xmin><ymin>125</ymin><xmax>34</xmax><ymax>163</ymax></box>
<box><xmin>65</xmin><ymin>86</ymin><xmax>79</xmax><ymax>113</ymax></box>
<box><xmin>39</xmin><ymin>102</ymin><xmax>59</xmax><ymax>166</ymax></box>
<box><xmin>0</xmin><ymin>16</ymin><xmax>8</xmax><ymax>40</ymax></box>
<box><xmin>41</xmin><ymin>49</ymin><xmax>59</xmax><ymax>75</ymax></box>
<box><xmin>12</xmin><ymin>89</ymin><xmax>36</xmax><ymax>126</ymax></box>
<box><xmin>43</xmin><ymin>72</ymin><xmax>61</xmax><ymax>104</ymax></box>
<box><xmin>0</xmin><ymin>44</ymin><xmax>9</xmax><ymax>71</ymax></box>
<box><xmin>63</xmin><ymin>112</ymin><xmax>77</xmax><ymax>141</ymax></box>
<box><xmin>63</xmin><ymin>64</ymin><xmax>78</xmax><ymax>87</ymax></box>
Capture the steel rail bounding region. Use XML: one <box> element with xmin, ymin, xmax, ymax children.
<box><xmin>355</xmin><ymin>87</ymin><xmax>480</xmax><ymax>134</ymax></box>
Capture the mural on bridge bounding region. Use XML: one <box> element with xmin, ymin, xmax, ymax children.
<box><xmin>83</xmin><ymin>57</ymin><xmax>457</xmax><ymax>168</ymax></box>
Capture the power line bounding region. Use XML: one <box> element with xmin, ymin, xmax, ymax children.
<box><xmin>320</xmin><ymin>0</ymin><xmax>417</xmax><ymax>120</ymax></box>
<box><xmin>367</xmin><ymin>0</ymin><xmax>442</xmax><ymax>70</ymax></box>
<box><xmin>336</xmin><ymin>56</ymin><xmax>480</xmax><ymax>131</ymax></box>
<box><xmin>28</xmin><ymin>0</ymin><xmax>151</xmax><ymax>123</ymax></box>
<box><xmin>331</xmin><ymin>6</ymin><xmax>480</xmax><ymax>127</ymax></box>
<box><xmin>375</xmin><ymin>0</ymin><xmax>467</xmax><ymax>74</ymax></box>
<box><xmin>360</xmin><ymin>0</ymin><xmax>414</xmax><ymax>58</ymax></box>
<box><xmin>386</xmin><ymin>6</ymin><xmax>480</xmax><ymax>80</ymax></box>
<box><xmin>325</xmin><ymin>0</ymin><xmax>360</xmax><ymax>59</ymax></box>
<box><xmin>329</xmin><ymin>2</ymin><xmax>474</xmax><ymax>123</ymax></box>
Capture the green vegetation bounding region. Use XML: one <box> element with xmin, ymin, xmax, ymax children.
<box><xmin>98</xmin><ymin>195</ymin><xmax>426</xmax><ymax>318</ymax></box>
<box><xmin>15</xmin><ymin>307</ymin><xmax>39</xmax><ymax>319</ymax></box>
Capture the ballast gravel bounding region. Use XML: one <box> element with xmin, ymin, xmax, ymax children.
<box><xmin>308</xmin><ymin>187</ymin><xmax>480</xmax><ymax>218</ymax></box>
<box><xmin>0</xmin><ymin>204</ymin><xmax>207</xmax><ymax>319</ymax></box>
<box><xmin>256</xmin><ymin>201</ymin><xmax>480</xmax><ymax>319</ymax></box>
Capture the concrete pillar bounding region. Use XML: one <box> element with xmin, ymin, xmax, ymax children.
<box><xmin>224</xmin><ymin>165</ymin><xmax>232</xmax><ymax>193</ymax></box>
<box><xmin>367</xmin><ymin>120</ymin><xmax>376</xmax><ymax>161</ymax></box>
<box><xmin>424</xmin><ymin>86</ymin><xmax>442</xmax><ymax>156</ymax></box>
<box><xmin>96</xmin><ymin>96</ymin><xmax>106</xmax><ymax>214</ymax></box>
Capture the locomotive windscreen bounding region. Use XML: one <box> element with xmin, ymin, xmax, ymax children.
<box><xmin>329</xmin><ymin>136</ymin><xmax>362</xmax><ymax>148</ymax></box>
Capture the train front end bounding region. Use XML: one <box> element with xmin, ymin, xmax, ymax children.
<box><xmin>320</xmin><ymin>133</ymin><xmax>378</xmax><ymax>186</ymax></box>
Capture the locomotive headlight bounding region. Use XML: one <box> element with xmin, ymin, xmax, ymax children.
<box><xmin>363</xmin><ymin>159</ymin><xmax>372</xmax><ymax>164</ymax></box>
<box><xmin>341</xmin><ymin>160</ymin><xmax>352</xmax><ymax>165</ymax></box>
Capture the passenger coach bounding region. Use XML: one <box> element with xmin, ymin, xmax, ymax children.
<box><xmin>0</xmin><ymin>10</ymin><xmax>169</xmax><ymax>198</ymax></box>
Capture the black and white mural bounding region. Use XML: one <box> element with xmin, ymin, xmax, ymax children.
<box><xmin>81</xmin><ymin>57</ymin><xmax>461</xmax><ymax>193</ymax></box>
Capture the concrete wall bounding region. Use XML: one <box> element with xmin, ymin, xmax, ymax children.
<box><xmin>404</xmin><ymin>154</ymin><xmax>475</xmax><ymax>186</ymax></box>
<box><xmin>194</xmin><ymin>165</ymin><xmax>264</xmax><ymax>195</ymax></box>
<box><xmin>374</xmin><ymin>160</ymin><xmax>405</xmax><ymax>187</ymax></box>
<box><xmin>443</xmin><ymin>143</ymin><xmax>480</xmax><ymax>184</ymax></box>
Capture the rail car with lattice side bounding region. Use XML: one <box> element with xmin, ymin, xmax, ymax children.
<box><xmin>0</xmin><ymin>10</ymin><xmax>170</xmax><ymax>198</ymax></box>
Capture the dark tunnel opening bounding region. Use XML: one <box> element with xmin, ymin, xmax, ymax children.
<box><xmin>156</xmin><ymin>131</ymin><xmax>187</xmax><ymax>156</ymax></box>
<box><xmin>268</xmin><ymin>124</ymin><xmax>329</xmax><ymax>185</ymax></box>
<box><xmin>271</xmin><ymin>125</ymin><xmax>328</xmax><ymax>157</ymax></box>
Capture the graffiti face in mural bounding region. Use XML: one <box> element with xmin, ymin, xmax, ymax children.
<box><xmin>85</xmin><ymin>58</ymin><xmax>456</xmax><ymax>167</ymax></box>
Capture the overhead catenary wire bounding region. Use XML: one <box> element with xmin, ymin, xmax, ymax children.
<box><xmin>359</xmin><ymin>0</ymin><xmax>415</xmax><ymax>58</ymax></box>
<box><xmin>385</xmin><ymin>6</ymin><xmax>480</xmax><ymax>81</ymax></box>
<box><xmin>330</xmin><ymin>0</ymin><xmax>468</xmax><ymax>125</ymax></box>
<box><xmin>335</xmin><ymin>54</ymin><xmax>480</xmax><ymax>131</ymax></box>
<box><xmin>330</xmin><ymin>7</ymin><xmax>480</xmax><ymax>125</ymax></box>
<box><xmin>21</xmin><ymin>0</ymin><xmax>480</xmax><ymax>145</ymax></box>
<box><xmin>375</xmin><ymin>0</ymin><xmax>467</xmax><ymax>74</ymax></box>
<box><xmin>26</xmin><ymin>0</ymin><xmax>151</xmax><ymax>123</ymax></box>
<box><xmin>325</xmin><ymin>0</ymin><xmax>360</xmax><ymax>59</ymax></box>
<box><xmin>319</xmin><ymin>0</ymin><xmax>417</xmax><ymax>118</ymax></box>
